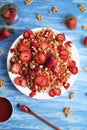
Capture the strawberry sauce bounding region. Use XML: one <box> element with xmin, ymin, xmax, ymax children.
<box><xmin>0</xmin><ymin>97</ymin><xmax>13</xmax><ymax>122</ymax></box>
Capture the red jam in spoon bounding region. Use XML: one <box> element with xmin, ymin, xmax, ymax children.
<box><xmin>0</xmin><ymin>97</ymin><xmax>13</xmax><ymax>123</ymax></box>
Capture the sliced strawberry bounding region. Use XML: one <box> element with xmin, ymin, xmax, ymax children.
<box><xmin>49</xmin><ymin>89</ymin><xmax>55</xmax><ymax>97</ymax></box>
<box><xmin>10</xmin><ymin>48</ymin><xmax>15</xmax><ymax>53</ymax></box>
<box><xmin>23</xmin><ymin>31</ymin><xmax>29</xmax><ymax>39</ymax></box>
<box><xmin>31</xmin><ymin>41</ymin><xmax>39</xmax><ymax>49</ymax></box>
<box><xmin>56</xmin><ymin>33</ymin><xmax>65</xmax><ymax>42</ymax></box>
<box><xmin>59</xmin><ymin>49</ymin><xmax>69</xmax><ymax>56</ymax></box>
<box><xmin>69</xmin><ymin>60</ymin><xmax>76</xmax><ymax>67</ymax></box>
<box><xmin>14</xmin><ymin>76</ymin><xmax>23</xmax><ymax>86</ymax></box>
<box><xmin>18</xmin><ymin>43</ymin><xmax>29</xmax><ymax>52</ymax></box>
<box><xmin>35</xmin><ymin>52</ymin><xmax>47</xmax><ymax>64</ymax></box>
<box><xmin>14</xmin><ymin>76</ymin><xmax>26</xmax><ymax>87</ymax></box>
<box><xmin>69</xmin><ymin>66</ymin><xmax>78</xmax><ymax>74</ymax></box>
<box><xmin>19</xmin><ymin>51</ymin><xmax>32</xmax><ymax>62</ymax></box>
<box><xmin>34</xmin><ymin>75</ymin><xmax>49</xmax><ymax>88</ymax></box>
<box><xmin>51</xmin><ymin>65</ymin><xmax>62</xmax><ymax>76</ymax></box>
<box><xmin>63</xmin><ymin>83</ymin><xmax>70</xmax><ymax>89</ymax></box>
<box><xmin>23</xmin><ymin>30</ymin><xmax>34</xmax><ymax>39</ymax></box>
<box><xmin>29</xmin><ymin>91</ymin><xmax>36</xmax><ymax>98</ymax></box>
<box><xmin>20</xmin><ymin>79</ymin><xmax>26</xmax><ymax>87</ymax></box>
<box><xmin>45</xmin><ymin>55</ymin><xmax>57</xmax><ymax>68</ymax></box>
<box><xmin>11</xmin><ymin>63</ymin><xmax>21</xmax><ymax>74</ymax></box>
<box><xmin>53</xmin><ymin>88</ymin><xmax>61</xmax><ymax>96</ymax></box>
<box><xmin>40</xmin><ymin>42</ymin><xmax>48</xmax><ymax>49</ymax></box>
<box><xmin>3</xmin><ymin>9</ymin><xmax>11</xmax><ymax>19</ymax></box>
<box><xmin>59</xmin><ymin>55</ymin><xmax>69</xmax><ymax>60</ymax></box>
<box><xmin>10</xmin><ymin>56</ymin><xmax>16</xmax><ymax>63</ymax></box>
<box><xmin>64</xmin><ymin>41</ymin><xmax>72</xmax><ymax>47</ymax></box>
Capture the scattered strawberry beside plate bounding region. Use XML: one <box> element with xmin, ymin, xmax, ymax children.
<box><xmin>83</xmin><ymin>36</ymin><xmax>87</xmax><ymax>46</ymax></box>
<box><xmin>65</xmin><ymin>16</ymin><xmax>77</xmax><ymax>30</ymax></box>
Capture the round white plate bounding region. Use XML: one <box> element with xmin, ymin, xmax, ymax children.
<box><xmin>7</xmin><ymin>28</ymin><xmax>79</xmax><ymax>99</ymax></box>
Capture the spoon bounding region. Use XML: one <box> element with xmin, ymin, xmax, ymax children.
<box><xmin>17</xmin><ymin>103</ymin><xmax>61</xmax><ymax>130</ymax></box>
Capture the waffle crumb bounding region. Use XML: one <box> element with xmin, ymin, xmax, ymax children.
<box><xmin>63</xmin><ymin>107</ymin><xmax>72</xmax><ymax>117</ymax></box>
<box><xmin>0</xmin><ymin>80</ymin><xmax>4</xmax><ymax>87</ymax></box>
<box><xmin>78</xmin><ymin>4</ymin><xmax>86</xmax><ymax>13</ymax></box>
<box><xmin>52</xmin><ymin>6</ymin><xmax>58</xmax><ymax>12</ymax></box>
<box><xmin>0</xmin><ymin>50</ymin><xmax>2</xmax><ymax>55</ymax></box>
<box><xmin>82</xmin><ymin>25</ymin><xmax>87</xmax><ymax>30</ymax></box>
<box><xmin>25</xmin><ymin>0</ymin><xmax>33</xmax><ymax>5</ymax></box>
<box><xmin>69</xmin><ymin>92</ymin><xmax>75</xmax><ymax>99</ymax></box>
<box><xmin>37</xmin><ymin>14</ymin><xmax>44</xmax><ymax>21</ymax></box>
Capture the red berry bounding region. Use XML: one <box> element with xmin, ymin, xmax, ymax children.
<box><xmin>35</xmin><ymin>52</ymin><xmax>47</xmax><ymax>64</ymax></box>
<box><xmin>31</xmin><ymin>41</ymin><xmax>39</xmax><ymax>49</ymax></box>
<box><xmin>40</xmin><ymin>42</ymin><xmax>48</xmax><ymax>49</ymax></box>
<box><xmin>3</xmin><ymin>9</ymin><xmax>12</xmax><ymax>19</ymax></box>
<box><xmin>66</xmin><ymin>16</ymin><xmax>77</xmax><ymax>30</ymax></box>
<box><xmin>83</xmin><ymin>36</ymin><xmax>87</xmax><ymax>46</ymax></box>
<box><xmin>19</xmin><ymin>51</ymin><xmax>32</xmax><ymax>62</ymax></box>
<box><xmin>56</xmin><ymin>33</ymin><xmax>65</xmax><ymax>42</ymax></box>
<box><xmin>1</xmin><ymin>29</ymin><xmax>11</xmax><ymax>38</ymax></box>
<box><xmin>20</xmin><ymin>79</ymin><xmax>26</xmax><ymax>87</ymax></box>
<box><xmin>34</xmin><ymin>75</ymin><xmax>49</xmax><ymax>88</ymax></box>
<box><xmin>29</xmin><ymin>91</ymin><xmax>36</xmax><ymax>98</ymax></box>
<box><xmin>53</xmin><ymin>88</ymin><xmax>61</xmax><ymax>96</ymax></box>
<box><xmin>11</xmin><ymin>63</ymin><xmax>21</xmax><ymax>74</ymax></box>
<box><xmin>45</xmin><ymin>55</ymin><xmax>57</xmax><ymax>68</ymax></box>
<box><xmin>69</xmin><ymin>60</ymin><xmax>76</xmax><ymax>67</ymax></box>
<box><xmin>23</xmin><ymin>31</ymin><xmax>29</xmax><ymax>39</ymax></box>
<box><xmin>14</xmin><ymin>76</ymin><xmax>26</xmax><ymax>87</ymax></box>
<box><xmin>63</xmin><ymin>83</ymin><xmax>70</xmax><ymax>89</ymax></box>
<box><xmin>49</xmin><ymin>89</ymin><xmax>55</xmax><ymax>97</ymax></box>
<box><xmin>64</xmin><ymin>41</ymin><xmax>72</xmax><ymax>47</ymax></box>
<box><xmin>18</xmin><ymin>43</ymin><xmax>29</xmax><ymax>52</ymax></box>
<box><xmin>69</xmin><ymin>66</ymin><xmax>78</xmax><ymax>74</ymax></box>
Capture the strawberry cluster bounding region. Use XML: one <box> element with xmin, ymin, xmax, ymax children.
<box><xmin>9</xmin><ymin>29</ymin><xmax>78</xmax><ymax>98</ymax></box>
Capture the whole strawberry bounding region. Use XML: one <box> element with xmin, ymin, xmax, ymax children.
<box><xmin>65</xmin><ymin>16</ymin><xmax>77</xmax><ymax>30</ymax></box>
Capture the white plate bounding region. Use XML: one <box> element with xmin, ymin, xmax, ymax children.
<box><xmin>7</xmin><ymin>28</ymin><xmax>79</xmax><ymax>99</ymax></box>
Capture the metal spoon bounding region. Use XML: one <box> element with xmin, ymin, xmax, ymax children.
<box><xmin>17</xmin><ymin>103</ymin><xmax>61</xmax><ymax>130</ymax></box>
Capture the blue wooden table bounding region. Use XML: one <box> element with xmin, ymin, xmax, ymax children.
<box><xmin>0</xmin><ymin>0</ymin><xmax>87</xmax><ymax>130</ymax></box>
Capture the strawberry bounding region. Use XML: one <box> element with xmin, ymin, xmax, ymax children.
<box><xmin>59</xmin><ymin>49</ymin><xmax>69</xmax><ymax>60</ymax></box>
<box><xmin>34</xmin><ymin>75</ymin><xmax>49</xmax><ymax>88</ymax></box>
<box><xmin>63</xmin><ymin>83</ymin><xmax>70</xmax><ymax>89</ymax></box>
<box><xmin>11</xmin><ymin>63</ymin><xmax>21</xmax><ymax>74</ymax></box>
<box><xmin>0</xmin><ymin>29</ymin><xmax>11</xmax><ymax>39</ymax></box>
<box><xmin>45</xmin><ymin>55</ymin><xmax>57</xmax><ymax>68</ymax></box>
<box><xmin>31</xmin><ymin>41</ymin><xmax>39</xmax><ymax>49</ymax></box>
<box><xmin>10</xmin><ymin>7</ymin><xmax>18</xmax><ymax>17</ymax></box>
<box><xmin>51</xmin><ymin>65</ymin><xmax>62</xmax><ymax>76</ymax></box>
<box><xmin>49</xmin><ymin>89</ymin><xmax>55</xmax><ymax>97</ymax></box>
<box><xmin>10</xmin><ymin>56</ymin><xmax>16</xmax><ymax>63</ymax></box>
<box><xmin>29</xmin><ymin>91</ymin><xmax>36</xmax><ymax>98</ymax></box>
<box><xmin>83</xmin><ymin>36</ymin><xmax>87</xmax><ymax>46</ymax></box>
<box><xmin>65</xmin><ymin>16</ymin><xmax>77</xmax><ymax>30</ymax></box>
<box><xmin>69</xmin><ymin>60</ymin><xmax>76</xmax><ymax>68</ymax></box>
<box><xmin>49</xmin><ymin>88</ymin><xmax>61</xmax><ymax>97</ymax></box>
<box><xmin>40</xmin><ymin>42</ymin><xmax>48</xmax><ymax>49</ymax></box>
<box><xmin>56</xmin><ymin>33</ymin><xmax>65</xmax><ymax>42</ymax></box>
<box><xmin>69</xmin><ymin>66</ymin><xmax>78</xmax><ymax>74</ymax></box>
<box><xmin>23</xmin><ymin>30</ymin><xmax>34</xmax><ymax>39</ymax></box>
<box><xmin>18</xmin><ymin>43</ymin><xmax>29</xmax><ymax>52</ymax></box>
<box><xmin>35</xmin><ymin>52</ymin><xmax>47</xmax><ymax>64</ymax></box>
<box><xmin>53</xmin><ymin>88</ymin><xmax>61</xmax><ymax>96</ymax></box>
<box><xmin>19</xmin><ymin>51</ymin><xmax>32</xmax><ymax>62</ymax></box>
<box><xmin>3</xmin><ymin>9</ymin><xmax>11</xmax><ymax>19</ymax></box>
<box><xmin>14</xmin><ymin>76</ymin><xmax>26</xmax><ymax>87</ymax></box>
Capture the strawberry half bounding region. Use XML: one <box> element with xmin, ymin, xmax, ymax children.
<box><xmin>18</xmin><ymin>43</ymin><xmax>29</xmax><ymax>52</ymax></box>
<box><xmin>45</xmin><ymin>55</ymin><xmax>57</xmax><ymax>68</ymax></box>
<box><xmin>14</xmin><ymin>76</ymin><xmax>26</xmax><ymax>87</ymax></box>
<box><xmin>35</xmin><ymin>52</ymin><xmax>47</xmax><ymax>64</ymax></box>
<box><xmin>11</xmin><ymin>63</ymin><xmax>21</xmax><ymax>74</ymax></box>
<box><xmin>56</xmin><ymin>33</ymin><xmax>65</xmax><ymax>42</ymax></box>
<box><xmin>66</xmin><ymin>16</ymin><xmax>77</xmax><ymax>30</ymax></box>
<box><xmin>34</xmin><ymin>75</ymin><xmax>49</xmax><ymax>88</ymax></box>
<box><xmin>19</xmin><ymin>51</ymin><xmax>32</xmax><ymax>62</ymax></box>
